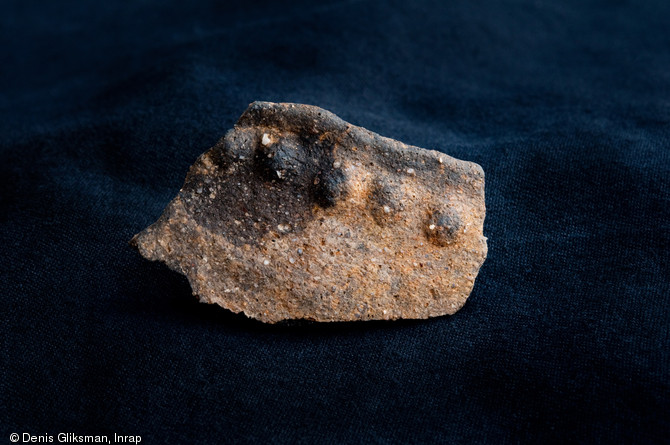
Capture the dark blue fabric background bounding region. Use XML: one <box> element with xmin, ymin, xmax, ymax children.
<box><xmin>2</xmin><ymin>0</ymin><xmax>669</xmax><ymax>443</ymax></box>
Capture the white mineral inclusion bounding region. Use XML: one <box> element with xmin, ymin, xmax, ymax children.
<box><xmin>262</xmin><ymin>133</ymin><xmax>272</xmax><ymax>146</ymax></box>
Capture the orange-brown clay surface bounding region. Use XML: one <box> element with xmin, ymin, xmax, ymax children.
<box><xmin>132</xmin><ymin>102</ymin><xmax>487</xmax><ymax>323</ymax></box>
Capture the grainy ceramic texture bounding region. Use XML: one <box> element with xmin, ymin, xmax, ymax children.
<box><xmin>132</xmin><ymin>102</ymin><xmax>487</xmax><ymax>323</ymax></box>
